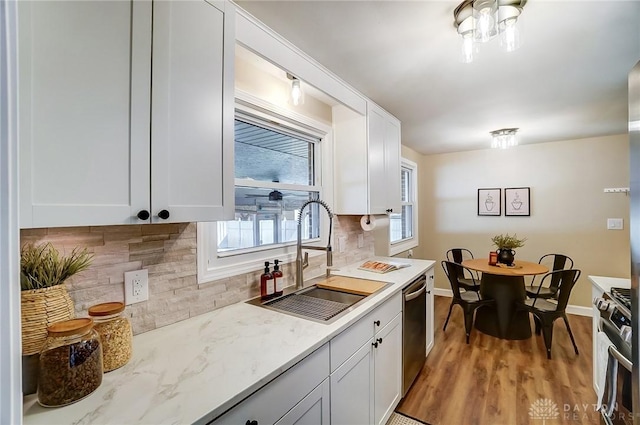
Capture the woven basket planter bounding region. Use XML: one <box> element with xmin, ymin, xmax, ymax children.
<box><xmin>21</xmin><ymin>284</ymin><xmax>75</xmax><ymax>356</ymax></box>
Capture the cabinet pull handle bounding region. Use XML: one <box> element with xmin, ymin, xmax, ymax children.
<box><xmin>386</xmin><ymin>208</ymin><xmax>393</xmax><ymax>213</ymax></box>
<box><xmin>377</xmin><ymin>337</ymin><xmax>383</xmax><ymax>345</ymax></box>
<box><xmin>426</xmin><ymin>290</ymin><xmax>431</xmax><ymax>294</ymax></box>
<box><xmin>245</xmin><ymin>421</ymin><xmax>258</xmax><ymax>425</ymax></box>
<box><xmin>157</xmin><ymin>209</ymin><xmax>170</xmax><ymax>220</ymax></box>
<box><xmin>137</xmin><ymin>210</ymin><xmax>150</xmax><ymax>221</ymax></box>
<box><xmin>372</xmin><ymin>341</ymin><xmax>379</xmax><ymax>348</ymax></box>
<box><xmin>374</xmin><ymin>320</ymin><xmax>380</xmax><ymax>327</ymax></box>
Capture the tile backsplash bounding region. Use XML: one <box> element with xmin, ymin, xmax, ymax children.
<box><xmin>20</xmin><ymin>215</ymin><xmax>374</xmax><ymax>335</ymax></box>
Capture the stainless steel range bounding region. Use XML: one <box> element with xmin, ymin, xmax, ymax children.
<box><xmin>594</xmin><ymin>287</ymin><xmax>633</xmax><ymax>425</ymax></box>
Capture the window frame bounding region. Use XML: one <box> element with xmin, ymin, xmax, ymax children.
<box><xmin>197</xmin><ymin>90</ymin><xmax>334</xmax><ymax>283</ymax></box>
<box><xmin>389</xmin><ymin>158</ymin><xmax>418</xmax><ymax>256</ymax></box>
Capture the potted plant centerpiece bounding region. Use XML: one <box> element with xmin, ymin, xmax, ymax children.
<box><xmin>491</xmin><ymin>233</ymin><xmax>526</xmax><ymax>266</ymax></box>
<box><xmin>20</xmin><ymin>242</ymin><xmax>93</xmax><ymax>394</ymax></box>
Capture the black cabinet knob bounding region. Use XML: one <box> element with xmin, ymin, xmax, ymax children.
<box><xmin>374</xmin><ymin>320</ymin><xmax>380</xmax><ymax>327</ymax></box>
<box><xmin>377</xmin><ymin>337</ymin><xmax>383</xmax><ymax>345</ymax></box>
<box><xmin>372</xmin><ymin>341</ymin><xmax>379</xmax><ymax>348</ymax></box>
<box><xmin>137</xmin><ymin>210</ymin><xmax>150</xmax><ymax>220</ymax></box>
<box><xmin>245</xmin><ymin>421</ymin><xmax>258</xmax><ymax>425</ymax></box>
<box><xmin>386</xmin><ymin>208</ymin><xmax>393</xmax><ymax>213</ymax></box>
<box><xmin>157</xmin><ymin>209</ymin><xmax>170</xmax><ymax>220</ymax></box>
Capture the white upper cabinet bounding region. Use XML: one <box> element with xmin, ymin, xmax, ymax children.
<box><xmin>333</xmin><ymin>102</ymin><xmax>401</xmax><ymax>215</ymax></box>
<box><xmin>19</xmin><ymin>0</ymin><xmax>234</xmax><ymax>228</ymax></box>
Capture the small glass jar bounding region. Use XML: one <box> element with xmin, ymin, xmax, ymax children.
<box><xmin>38</xmin><ymin>318</ymin><xmax>103</xmax><ymax>407</ymax></box>
<box><xmin>88</xmin><ymin>302</ymin><xmax>132</xmax><ymax>372</ymax></box>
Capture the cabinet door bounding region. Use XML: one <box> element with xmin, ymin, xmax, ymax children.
<box><xmin>18</xmin><ymin>0</ymin><xmax>152</xmax><ymax>228</ymax></box>
<box><xmin>208</xmin><ymin>344</ymin><xmax>329</xmax><ymax>425</ymax></box>
<box><xmin>592</xmin><ymin>284</ymin><xmax>604</xmax><ymax>394</ymax></box>
<box><xmin>150</xmin><ymin>0</ymin><xmax>234</xmax><ymax>223</ymax></box>
<box><xmin>367</xmin><ymin>103</ymin><xmax>402</xmax><ymax>215</ymax></box>
<box><xmin>330</xmin><ymin>340</ymin><xmax>374</xmax><ymax>425</ymax></box>
<box><xmin>383</xmin><ymin>113</ymin><xmax>402</xmax><ymax>214</ymax></box>
<box><xmin>367</xmin><ymin>104</ymin><xmax>387</xmax><ymax>215</ymax></box>
<box><xmin>275</xmin><ymin>378</ymin><xmax>330</xmax><ymax>425</ymax></box>
<box><xmin>374</xmin><ymin>313</ymin><xmax>402</xmax><ymax>425</ymax></box>
<box><xmin>426</xmin><ymin>268</ymin><xmax>435</xmax><ymax>356</ymax></box>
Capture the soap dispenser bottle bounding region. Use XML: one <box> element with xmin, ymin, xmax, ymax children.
<box><xmin>260</xmin><ymin>262</ymin><xmax>274</xmax><ymax>301</ymax></box>
<box><xmin>272</xmin><ymin>259</ymin><xmax>283</xmax><ymax>297</ymax></box>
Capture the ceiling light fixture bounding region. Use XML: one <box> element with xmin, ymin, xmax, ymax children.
<box><xmin>454</xmin><ymin>0</ymin><xmax>526</xmax><ymax>63</ymax></box>
<box><xmin>490</xmin><ymin>128</ymin><xmax>519</xmax><ymax>149</ymax></box>
<box><xmin>286</xmin><ymin>73</ymin><xmax>305</xmax><ymax>106</ymax></box>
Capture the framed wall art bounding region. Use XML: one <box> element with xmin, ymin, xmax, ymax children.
<box><xmin>505</xmin><ymin>187</ymin><xmax>530</xmax><ymax>216</ymax></box>
<box><xmin>478</xmin><ymin>188</ymin><xmax>501</xmax><ymax>216</ymax></box>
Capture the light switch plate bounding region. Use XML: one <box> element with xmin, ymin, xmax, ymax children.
<box><xmin>607</xmin><ymin>218</ymin><xmax>624</xmax><ymax>230</ymax></box>
<box><xmin>124</xmin><ymin>269</ymin><xmax>149</xmax><ymax>304</ymax></box>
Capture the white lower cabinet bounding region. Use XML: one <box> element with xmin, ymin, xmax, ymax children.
<box><xmin>275</xmin><ymin>378</ymin><xmax>330</xmax><ymax>425</ymax></box>
<box><xmin>373</xmin><ymin>313</ymin><xmax>402</xmax><ymax>425</ymax></box>
<box><xmin>208</xmin><ymin>291</ymin><xmax>404</xmax><ymax>425</ymax></box>
<box><xmin>425</xmin><ymin>268</ymin><xmax>435</xmax><ymax>356</ymax></box>
<box><xmin>592</xmin><ymin>282</ymin><xmax>604</xmax><ymax>395</ymax></box>
<box><xmin>207</xmin><ymin>343</ymin><xmax>329</xmax><ymax>425</ymax></box>
<box><xmin>330</xmin><ymin>338</ymin><xmax>375</xmax><ymax>424</ymax></box>
<box><xmin>330</xmin><ymin>293</ymin><xmax>403</xmax><ymax>425</ymax></box>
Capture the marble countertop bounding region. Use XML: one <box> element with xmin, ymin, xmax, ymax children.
<box><xmin>588</xmin><ymin>275</ymin><xmax>631</xmax><ymax>293</ymax></box>
<box><xmin>23</xmin><ymin>257</ymin><xmax>435</xmax><ymax>425</ymax></box>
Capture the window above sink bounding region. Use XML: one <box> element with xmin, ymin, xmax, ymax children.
<box><xmin>198</xmin><ymin>91</ymin><xmax>334</xmax><ymax>283</ymax></box>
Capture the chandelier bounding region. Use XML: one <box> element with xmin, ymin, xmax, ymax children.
<box><xmin>454</xmin><ymin>0</ymin><xmax>527</xmax><ymax>63</ymax></box>
<box><xmin>490</xmin><ymin>128</ymin><xmax>519</xmax><ymax>149</ymax></box>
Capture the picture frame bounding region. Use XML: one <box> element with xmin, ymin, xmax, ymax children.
<box><xmin>505</xmin><ymin>187</ymin><xmax>530</xmax><ymax>216</ymax></box>
<box><xmin>478</xmin><ymin>188</ymin><xmax>501</xmax><ymax>216</ymax></box>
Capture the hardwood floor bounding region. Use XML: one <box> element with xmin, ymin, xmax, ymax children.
<box><xmin>397</xmin><ymin>295</ymin><xmax>598</xmax><ymax>425</ymax></box>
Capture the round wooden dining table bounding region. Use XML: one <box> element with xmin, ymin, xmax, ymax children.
<box><xmin>462</xmin><ymin>258</ymin><xmax>548</xmax><ymax>340</ymax></box>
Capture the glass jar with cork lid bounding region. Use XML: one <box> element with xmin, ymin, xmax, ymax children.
<box><xmin>37</xmin><ymin>318</ymin><xmax>103</xmax><ymax>407</ymax></box>
<box><xmin>88</xmin><ymin>301</ymin><xmax>132</xmax><ymax>372</ymax></box>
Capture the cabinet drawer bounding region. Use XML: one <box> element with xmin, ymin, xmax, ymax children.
<box><xmin>330</xmin><ymin>291</ymin><xmax>401</xmax><ymax>372</ymax></box>
<box><xmin>373</xmin><ymin>291</ymin><xmax>402</xmax><ymax>332</ymax></box>
<box><xmin>207</xmin><ymin>343</ymin><xmax>329</xmax><ymax>425</ymax></box>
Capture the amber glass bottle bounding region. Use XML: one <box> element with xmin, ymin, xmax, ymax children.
<box><xmin>260</xmin><ymin>261</ymin><xmax>274</xmax><ymax>301</ymax></box>
<box><xmin>272</xmin><ymin>259</ymin><xmax>283</xmax><ymax>297</ymax></box>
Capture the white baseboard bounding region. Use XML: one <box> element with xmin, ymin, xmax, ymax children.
<box><xmin>433</xmin><ymin>288</ymin><xmax>452</xmax><ymax>297</ymax></box>
<box><xmin>565</xmin><ymin>305</ymin><xmax>592</xmax><ymax>317</ymax></box>
<box><xmin>432</xmin><ymin>288</ymin><xmax>593</xmax><ymax>317</ymax></box>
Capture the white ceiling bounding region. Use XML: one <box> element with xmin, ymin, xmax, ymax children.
<box><xmin>235</xmin><ymin>0</ymin><xmax>640</xmax><ymax>154</ymax></box>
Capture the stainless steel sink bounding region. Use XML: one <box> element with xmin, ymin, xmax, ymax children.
<box><xmin>247</xmin><ymin>284</ymin><xmax>378</xmax><ymax>324</ymax></box>
<box><xmin>299</xmin><ymin>287</ymin><xmax>364</xmax><ymax>305</ymax></box>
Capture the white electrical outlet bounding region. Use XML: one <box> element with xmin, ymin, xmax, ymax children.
<box><xmin>124</xmin><ymin>269</ymin><xmax>149</xmax><ymax>305</ymax></box>
<box><xmin>607</xmin><ymin>218</ymin><xmax>624</xmax><ymax>230</ymax></box>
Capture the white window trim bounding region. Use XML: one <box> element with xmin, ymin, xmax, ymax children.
<box><xmin>389</xmin><ymin>158</ymin><xmax>418</xmax><ymax>256</ymax></box>
<box><xmin>197</xmin><ymin>90</ymin><xmax>334</xmax><ymax>283</ymax></box>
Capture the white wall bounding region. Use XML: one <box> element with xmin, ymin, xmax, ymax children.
<box><xmin>417</xmin><ymin>134</ymin><xmax>630</xmax><ymax>308</ymax></box>
<box><xmin>235</xmin><ymin>46</ymin><xmax>332</xmax><ymax>126</ymax></box>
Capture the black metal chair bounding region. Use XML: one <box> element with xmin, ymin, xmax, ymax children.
<box><xmin>442</xmin><ymin>260</ymin><xmax>495</xmax><ymax>344</ymax></box>
<box><xmin>519</xmin><ymin>269</ymin><xmax>581</xmax><ymax>359</ymax></box>
<box><xmin>445</xmin><ymin>248</ymin><xmax>480</xmax><ymax>293</ymax></box>
<box><xmin>524</xmin><ymin>254</ymin><xmax>574</xmax><ymax>300</ymax></box>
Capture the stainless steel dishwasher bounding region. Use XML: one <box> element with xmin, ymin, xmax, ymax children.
<box><xmin>402</xmin><ymin>274</ymin><xmax>427</xmax><ymax>396</ymax></box>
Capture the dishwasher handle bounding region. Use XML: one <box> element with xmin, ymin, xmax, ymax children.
<box><xmin>404</xmin><ymin>281</ymin><xmax>426</xmax><ymax>301</ymax></box>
